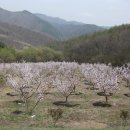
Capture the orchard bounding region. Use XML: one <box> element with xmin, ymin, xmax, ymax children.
<box><xmin>0</xmin><ymin>62</ymin><xmax>130</xmax><ymax>129</ymax></box>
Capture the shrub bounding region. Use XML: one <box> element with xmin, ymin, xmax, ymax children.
<box><xmin>120</xmin><ymin>110</ymin><xmax>129</xmax><ymax>127</ymax></box>
<box><xmin>48</xmin><ymin>108</ymin><xmax>63</xmax><ymax>126</ymax></box>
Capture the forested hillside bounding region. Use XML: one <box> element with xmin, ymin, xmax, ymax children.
<box><xmin>47</xmin><ymin>24</ymin><xmax>130</xmax><ymax>66</ymax></box>
<box><xmin>0</xmin><ymin>42</ymin><xmax>63</xmax><ymax>63</ymax></box>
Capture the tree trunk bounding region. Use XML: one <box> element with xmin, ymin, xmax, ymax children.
<box><xmin>25</xmin><ymin>99</ymin><xmax>29</xmax><ymax>114</ymax></box>
<box><xmin>105</xmin><ymin>96</ymin><xmax>108</xmax><ymax>104</ymax></box>
<box><xmin>73</xmin><ymin>86</ymin><xmax>76</xmax><ymax>93</ymax></box>
<box><xmin>30</xmin><ymin>99</ymin><xmax>40</xmax><ymax>115</ymax></box>
<box><xmin>65</xmin><ymin>96</ymin><xmax>68</xmax><ymax>103</ymax></box>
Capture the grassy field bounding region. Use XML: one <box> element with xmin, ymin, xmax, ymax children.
<box><xmin>0</xmin><ymin>83</ymin><xmax>130</xmax><ymax>130</ymax></box>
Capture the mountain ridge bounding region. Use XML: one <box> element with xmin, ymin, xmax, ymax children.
<box><xmin>0</xmin><ymin>7</ymin><xmax>104</xmax><ymax>40</ymax></box>
<box><xmin>0</xmin><ymin>7</ymin><xmax>62</xmax><ymax>40</ymax></box>
<box><xmin>35</xmin><ymin>13</ymin><xmax>104</xmax><ymax>40</ymax></box>
<box><xmin>35</xmin><ymin>13</ymin><xmax>85</xmax><ymax>25</ymax></box>
<box><xmin>0</xmin><ymin>21</ymin><xmax>54</xmax><ymax>48</ymax></box>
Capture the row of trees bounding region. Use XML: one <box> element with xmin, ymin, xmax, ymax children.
<box><xmin>0</xmin><ymin>62</ymin><xmax>129</xmax><ymax>114</ymax></box>
<box><xmin>0</xmin><ymin>42</ymin><xmax>64</xmax><ymax>63</ymax></box>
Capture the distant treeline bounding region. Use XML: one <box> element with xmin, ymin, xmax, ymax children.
<box><xmin>0</xmin><ymin>42</ymin><xmax>64</xmax><ymax>63</ymax></box>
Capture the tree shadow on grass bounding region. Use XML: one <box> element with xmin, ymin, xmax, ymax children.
<box><xmin>12</xmin><ymin>110</ymin><xmax>23</xmax><ymax>115</ymax></box>
<box><xmin>44</xmin><ymin>92</ymin><xmax>53</xmax><ymax>95</ymax></box>
<box><xmin>93</xmin><ymin>101</ymin><xmax>112</xmax><ymax>107</ymax></box>
<box><xmin>71</xmin><ymin>92</ymin><xmax>83</xmax><ymax>95</ymax></box>
<box><xmin>85</xmin><ymin>86</ymin><xmax>99</xmax><ymax>90</ymax></box>
<box><xmin>6</xmin><ymin>92</ymin><xmax>19</xmax><ymax>97</ymax></box>
<box><xmin>13</xmin><ymin>99</ymin><xmax>24</xmax><ymax>104</ymax></box>
<box><xmin>124</xmin><ymin>93</ymin><xmax>130</xmax><ymax>97</ymax></box>
<box><xmin>53</xmin><ymin>101</ymin><xmax>80</xmax><ymax>107</ymax></box>
<box><xmin>97</xmin><ymin>92</ymin><xmax>113</xmax><ymax>96</ymax></box>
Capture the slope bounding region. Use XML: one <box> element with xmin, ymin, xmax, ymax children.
<box><xmin>0</xmin><ymin>21</ymin><xmax>54</xmax><ymax>48</ymax></box>
<box><xmin>0</xmin><ymin>8</ymin><xmax>62</xmax><ymax>40</ymax></box>
<box><xmin>36</xmin><ymin>13</ymin><xmax>104</xmax><ymax>40</ymax></box>
<box><xmin>36</xmin><ymin>13</ymin><xmax>84</xmax><ymax>25</ymax></box>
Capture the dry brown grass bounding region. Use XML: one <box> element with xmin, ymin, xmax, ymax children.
<box><xmin>0</xmin><ymin>84</ymin><xmax>130</xmax><ymax>130</ymax></box>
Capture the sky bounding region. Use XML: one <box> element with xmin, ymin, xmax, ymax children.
<box><xmin>0</xmin><ymin>0</ymin><xmax>130</xmax><ymax>26</ymax></box>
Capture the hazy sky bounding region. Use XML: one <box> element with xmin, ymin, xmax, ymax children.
<box><xmin>0</xmin><ymin>0</ymin><xmax>130</xmax><ymax>26</ymax></box>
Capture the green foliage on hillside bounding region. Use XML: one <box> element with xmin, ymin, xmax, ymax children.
<box><xmin>47</xmin><ymin>24</ymin><xmax>130</xmax><ymax>66</ymax></box>
<box><xmin>16</xmin><ymin>47</ymin><xmax>64</xmax><ymax>62</ymax></box>
<box><xmin>0</xmin><ymin>44</ymin><xmax>64</xmax><ymax>63</ymax></box>
<box><xmin>0</xmin><ymin>43</ymin><xmax>16</xmax><ymax>62</ymax></box>
<box><xmin>0</xmin><ymin>41</ymin><xmax>6</xmax><ymax>48</ymax></box>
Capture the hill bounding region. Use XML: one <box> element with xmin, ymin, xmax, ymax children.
<box><xmin>0</xmin><ymin>21</ymin><xmax>54</xmax><ymax>48</ymax></box>
<box><xmin>36</xmin><ymin>13</ymin><xmax>104</xmax><ymax>40</ymax></box>
<box><xmin>35</xmin><ymin>13</ymin><xmax>85</xmax><ymax>25</ymax></box>
<box><xmin>0</xmin><ymin>7</ymin><xmax>104</xmax><ymax>41</ymax></box>
<box><xmin>0</xmin><ymin>8</ymin><xmax>62</xmax><ymax>40</ymax></box>
<box><xmin>47</xmin><ymin>24</ymin><xmax>130</xmax><ymax>66</ymax></box>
